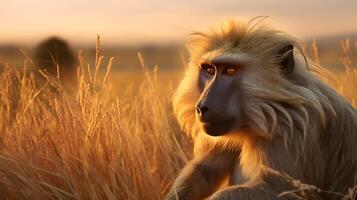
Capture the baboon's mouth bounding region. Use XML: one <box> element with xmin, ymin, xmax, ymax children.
<box><xmin>200</xmin><ymin>118</ymin><xmax>235</xmax><ymax>136</ymax></box>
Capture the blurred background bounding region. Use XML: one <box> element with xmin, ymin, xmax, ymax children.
<box><xmin>1</xmin><ymin>0</ymin><xmax>357</xmax><ymax>72</ymax></box>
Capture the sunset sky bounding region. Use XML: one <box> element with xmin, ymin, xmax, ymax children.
<box><xmin>1</xmin><ymin>0</ymin><xmax>357</xmax><ymax>46</ymax></box>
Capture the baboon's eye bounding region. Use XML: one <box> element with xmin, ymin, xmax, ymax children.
<box><xmin>225</xmin><ymin>68</ymin><xmax>237</xmax><ymax>76</ymax></box>
<box><xmin>201</xmin><ymin>63</ymin><xmax>216</xmax><ymax>77</ymax></box>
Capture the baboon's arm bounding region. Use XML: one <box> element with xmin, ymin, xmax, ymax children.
<box><xmin>208</xmin><ymin>184</ymin><xmax>285</xmax><ymax>200</ymax></box>
<box><xmin>208</xmin><ymin>170</ymin><xmax>311</xmax><ymax>200</ymax></box>
<box><xmin>166</xmin><ymin>150</ymin><xmax>236</xmax><ymax>200</ymax></box>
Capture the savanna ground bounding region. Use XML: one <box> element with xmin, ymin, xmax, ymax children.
<box><xmin>0</xmin><ymin>38</ymin><xmax>356</xmax><ymax>200</ymax></box>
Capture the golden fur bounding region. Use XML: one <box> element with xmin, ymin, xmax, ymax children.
<box><xmin>168</xmin><ymin>19</ymin><xmax>357</xmax><ymax>200</ymax></box>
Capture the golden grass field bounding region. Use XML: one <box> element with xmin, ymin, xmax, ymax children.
<box><xmin>0</xmin><ymin>38</ymin><xmax>356</xmax><ymax>200</ymax></box>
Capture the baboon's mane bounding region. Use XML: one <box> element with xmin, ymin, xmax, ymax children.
<box><xmin>173</xmin><ymin>19</ymin><xmax>354</xmax><ymax>155</ymax></box>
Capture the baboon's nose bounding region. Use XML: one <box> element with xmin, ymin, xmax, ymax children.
<box><xmin>196</xmin><ymin>105</ymin><xmax>209</xmax><ymax>118</ymax></box>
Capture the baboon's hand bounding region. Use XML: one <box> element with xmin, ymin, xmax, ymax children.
<box><xmin>165</xmin><ymin>190</ymin><xmax>184</xmax><ymax>200</ymax></box>
<box><xmin>165</xmin><ymin>180</ymin><xmax>196</xmax><ymax>200</ymax></box>
<box><xmin>165</xmin><ymin>191</ymin><xmax>178</xmax><ymax>200</ymax></box>
<box><xmin>166</xmin><ymin>150</ymin><xmax>237</xmax><ymax>200</ymax></box>
<box><xmin>208</xmin><ymin>187</ymin><xmax>237</xmax><ymax>200</ymax></box>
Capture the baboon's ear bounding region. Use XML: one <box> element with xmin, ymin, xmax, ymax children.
<box><xmin>277</xmin><ymin>44</ymin><xmax>294</xmax><ymax>75</ymax></box>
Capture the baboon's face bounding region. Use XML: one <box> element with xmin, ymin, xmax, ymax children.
<box><xmin>195</xmin><ymin>45</ymin><xmax>294</xmax><ymax>137</ymax></box>
<box><xmin>196</xmin><ymin>56</ymin><xmax>243</xmax><ymax>136</ymax></box>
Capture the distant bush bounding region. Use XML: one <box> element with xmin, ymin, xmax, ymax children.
<box><xmin>34</xmin><ymin>37</ymin><xmax>76</xmax><ymax>80</ymax></box>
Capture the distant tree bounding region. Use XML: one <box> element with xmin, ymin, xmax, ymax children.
<box><xmin>34</xmin><ymin>37</ymin><xmax>76</xmax><ymax>80</ymax></box>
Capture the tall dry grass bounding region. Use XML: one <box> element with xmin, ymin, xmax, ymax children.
<box><xmin>0</xmin><ymin>38</ymin><xmax>189</xmax><ymax>200</ymax></box>
<box><xmin>0</xmin><ymin>38</ymin><xmax>356</xmax><ymax>200</ymax></box>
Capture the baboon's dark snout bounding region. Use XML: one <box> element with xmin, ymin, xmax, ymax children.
<box><xmin>196</xmin><ymin>104</ymin><xmax>210</xmax><ymax>122</ymax></box>
<box><xmin>196</xmin><ymin>105</ymin><xmax>208</xmax><ymax>115</ymax></box>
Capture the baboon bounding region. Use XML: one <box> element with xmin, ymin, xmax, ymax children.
<box><xmin>34</xmin><ymin>36</ymin><xmax>76</xmax><ymax>80</ymax></box>
<box><xmin>167</xmin><ymin>19</ymin><xmax>357</xmax><ymax>200</ymax></box>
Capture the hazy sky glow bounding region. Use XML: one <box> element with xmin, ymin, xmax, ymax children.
<box><xmin>1</xmin><ymin>0</ymin><xmax>357</xmax><ymax>46</ymax></box>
